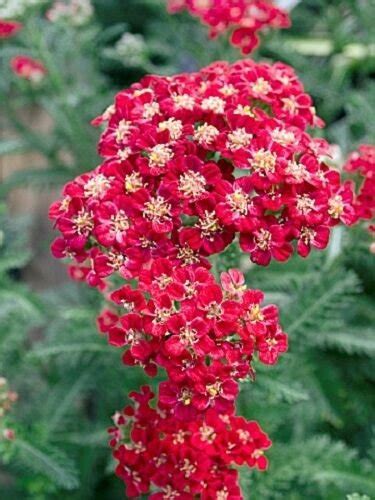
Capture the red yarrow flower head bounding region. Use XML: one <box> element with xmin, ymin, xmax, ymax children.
<box><xmin>167</xmin><ymin>0</ymin><xmax>291</xmax><ymax>55</ymax></box>
<box><xmin>50</xmin><ymin>59</ymin><xmax>357</xmax><ymax>279</ymax></box>
<box><xmin>0</xmin><ymin>20</ymin><xmax>22</xmax><ymax>38</ymax></box>
<box><xmin>10</xmin><ymin>55</ymin><xmax>47</xmax><ymax>82</ymax></box>
<box><xmin>49</xmin><ymin>58</ymin><xmax>362</xmax><ymax>500</ymax></box>
<box><xmin>344</xmin><ymin>145</ymin><xmax>375</xmax><ymax>222</ymax></box>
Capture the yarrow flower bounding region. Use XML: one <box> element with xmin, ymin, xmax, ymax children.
<box><xmin>46</xmin><ymin>0</ymin><xmax>93</xmax><ymax>26</ymax></box>
<box><xmin>344</xmin><ymin>145</ymin><xmax>375</xmax><ymax>222</ymax></box>
<box><xmin>0</xmin><ymin>19</ymin><xmax>22</xmax><ymax>38</ymax></box>
<box><xmin>344</xmin><ymin>144</ymin><xmax>375</xmax><ymax>249</ymax></box>
<box><xmin>108</xmin><ymin>386</ymin><xmax>271</xmax><ymax>498</ymax></box>
<box><xmin>10</xmin><ymin>55</ymin><xmax>47</xmax><ymax>82</ymax></box>
<box><xmin>50</xmin><ymin>59</ymin><xmax>364</xmax><ymax>498</ymax></box>
<box><xmin>99</xmin><ymin>264</ymin><xmax>287</xmax><ymax>384</ymax></box>
<box><xmin>167</xmin><ymin>0</ymin><xmax>291</xmax><ymax>54</ymax></box>
<box><xmin>0</xmin><ymin>377</ymin><xmax>17</xmax><ymax>442</ymax></box>
<box><xmin>51</xmin><ymin>59</ymin><xmax>358</xmax><ymax>281</ymax></box>
<box><xmin>102</xmin><ymin>266</ymin><xmax>285</xmax><ymax>496</ymax></box>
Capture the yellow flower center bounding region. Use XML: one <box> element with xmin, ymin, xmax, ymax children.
<box><xmin>108</xmin><ymin>252</ymin><xmax>127</xmax><ymax>270</ymax></box>
<box><xmin>271</xmin><ymin>127</ymin><xmax>296</xmax><ymax>146</ymax></box>
<box><xmin>154</xmin><ymin>274</ymin><xmax>173</xmax><ymax>289</ymax></box>
<box><xmin>328</xmin><ymin>195</ymin><xmax>344</xmax><ymax>219</ymax></box>
<box><xmin>247</xmin><ymin>304</ymin><xmax>264</xmax><ymax>322</ymax></box>
<box><xmin>110</xmin><ymin>211</ymin><xmax>129</xmax><ymax>232</ymax></box>
<box><xmin>115</xmin><ymin>119</ymin><xmax>132</xmax><ymax>143</ymax></box>
<box><xmin>144</xmin><ymin>196</ymin><xmax>171</xmax><ymax>222</ymax></box>
<box><xmin>255</xmin><ymin>229</ymin><xmax>272</xmax><ymax>251</ymax></box>
<box><xmin>227</xmin><ymin>189</ymin><xmax>249</xmax><ymax>216</ymax></box>
<box><xmin>172</xmin><ymin>93</ymin><xmax>195</xmax><ymax>110</ymax></box>
<box><xmin>179</xmin><ymin>388</ymin><xmax>192</xmax><ymax>406</ymax></box>
<box><xmin>180</xmin><ymin>326</ymin><xmax>197</xmax><ymax>345</ymax></box>
<box><xmin>73</xmin><ymin>210</ymin><xmax>94</xmax><ymax>235</ymax></box>
<box><xmin>193</xmin><ymin>123</ymin><xmax>219</xmax><ymax>145</ymax></box>
<box><xmin>84</xmin><ymin>174</ymin><xmax>111</xmax><ymax>198</ymax></box>
<box><xmin>157</xmin><ymin>118</ymin><xmax>183</xmax><ymax>140</ymax></box>
<box><xmin>300</xmin><ymin>226</ymin><xmax>316</xmax><ymax>244</ymax></box>
<box><xmin>199</xmin><ymin>423</ymin><xmax>216</xmax><ymax>443</ymax></box>
<box><xmin>142</xmin><ymin>101</ymin><xmax>160</xmax><ymax>119</ymax></box>
<box><xmin>179</xmin><ymin>170</ymin><xmax>206</xmax><ymax>200</ymax></box>
<box><xmin>237</xmin><ymin>429</ymin><xmax>250</xmax><ymax>444</ymax></box>
<box><xmin>217</xmin><ymin>488</ymin><xmax>229</xmax><ymax>500</ymax></box>
<box><xmin>181</xmin><ymin>458</ymin><xmax>197</xmax><ymax>478</ymax></box>
<box><xmin>296</xmin><ymin>194</ymin><xmax>315</xmax><ymax>215</ymax></box>
<box><xmin>252</xmin><ymin>77</ymin><xmax>272</xmax><ymax>95</ymax></box>
<box><xmin>124</xmin><ymin>172</ymin><xmax>143</xmax><ymax>193</ymax></box>
<box><xmin>117</xmin><ymin>147</ymin><xmax>132</xmax><ymax>160</ymax></box>
<box><xmin>226</xmin><ymin>128</ymin><xmax>253</xmax><ymax>151</ymax></box>
<box><xmin>282</xmin><ymin>97</ymin><xmax>297</xmax><ymax>114</ymax></box>
<box><xmin>177</xmin><ymin>245</ymin><xmax>200</xmax><ymax>265</ymax></box>
<box><xmin>234</xmin><ymin>104</ymin><xmax>256</xmax><ymax>117</ymax></box>
<box><xmin>285</xmin><ymin>160</ymin><xmax>307</xmax><ymax>182</ymax></box>
<box><xmin>149</xmin><ymin>144</ymin><xmax>173</xmax><ymax>168</ymax></box>
<box><xmin>251</xmin><ymin>149</ymin><xmax>277</xmax><ymax>175</ymax></box>
<box><xmin>201</xmin><ymin>96</ymin><xmax>226</xmax><ymax>114</ymax></box>
<box><xmin>198</xmin><ymin>210</ymin><xmax>222</xmax><ymax>239</ymax></box>
<box><xmin>206</xmin><ymin>381</ymin><xmax>222</xmax><ymax>398</ymax></box>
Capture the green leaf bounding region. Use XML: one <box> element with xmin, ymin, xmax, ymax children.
<box><xmin>0</xmin><ymin>168</ymin><xmax>72</xmax><ymax>197</ymax></box>
<box><xmin>14</xmin><ymin>439</ymin><xmax>79</xmax><ymax>490</ymax></box>
<box><xmin>314</xmin><ymin>330</ymin><xmax>375</xmax><ymax>356</ymax></box>
<box><xmin>27</xmin><ymin>343</ymin><xmax>113</xmax><ymax>360</ymax></box>
<box><xmin>43</xmin><ymin>370</ymin><xmax>93</xmax><ymax>439</ymax></box>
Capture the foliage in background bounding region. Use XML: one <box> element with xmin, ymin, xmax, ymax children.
<box><xmin>0</xmin><ymin>0</ymin><xmax>374</xmax><ymax>498</ymax></box>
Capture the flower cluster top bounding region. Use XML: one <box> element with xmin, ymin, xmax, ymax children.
<box><xmin>50</xmin><ymin>59</ymin><xmax>357</xmax><ymax>290</ymax></box>
<box><xmin>167</xmin><ymin>0</ymin><xmax>290</xmax><ymax>54</ymax></box>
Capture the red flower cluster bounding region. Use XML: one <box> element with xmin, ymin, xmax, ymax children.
<box><xmin>50</xmin><ymin>59</ymin><xmax>357</xmax><ymax>285</ymax></box>
<box><xmin>49</xmin><ymin>59</ymin><xmax>361</xmax><ymax>498</ymax></box>
<box><xmin>344</xmin><ymin>145</ymin><xmax>375</xmax><ymax>223</ymax></box>
<box><xmin>99</xmin><ymin>266</ymin><xmax>286</xmax><ymax>380</ymax></box>
<box><xmin>167</xmin><ymin>0</ymin><xmax>290</xmax><ymax>54</ymax></box>
<box><xmin>0</xmin><ymin>19</ymin><xmax>22</xmax><ymax>38</ymax></box>
<box><xmin>96</xmin><ymin>251</ymin><xmax>286</xmax><ymax>496</ymax></box>
<box><xmin>10</xmin><ymin>55</ymin><xmax>47</xmax><ymax>82</ymax></box>
<box><xmin>109</xmin><ymin>386</ymin><xmax>271</xmax><ymax>499</ymax></box>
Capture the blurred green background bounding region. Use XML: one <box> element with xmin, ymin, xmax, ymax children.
<box><xmin>0</xmin><ymin>0</ymin><xmax>374</xmax><ymax>498</ymax></box>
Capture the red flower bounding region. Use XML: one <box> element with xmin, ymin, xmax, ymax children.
<box><xmin>168</xmin><ymin>0</ymin><xmax>290</xmax><ymax>55</ymax></box>
<box><xmin>344</xmin><ymin>145</ymin><xmax>375</xmax><ymax>222</ymax></box>
<box><xmin>257</xmin><ymin>325</ymin><xmax>288</xmax><ymax>365</ymax></box>
<box><xmin>10</xmin><ymin>55</ymin><xmax>47</xmax><ymax>82</ymax></box>
<box><xmin>0</xmin><ymin>19</ymin><xmax>22</xmax><ymax>38</ymax></box>
<box><xmin>240</xmin><ymin>219</ymin><xmax>293</xmax><ymax>265</ymax></box>
<box><xmin>295</xmin><ymin>224</ymin><xmax>330</xmax><ymax>258</ymax></box>
<box><xmin>197</xmin><ymin>283</ymin><xmax>241</xmax><ymax>337</ymax></box>
<box><xmin>50</xmin><ymin>59</ymin><xmax>357</xmax><ymax>278</ymax></box>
